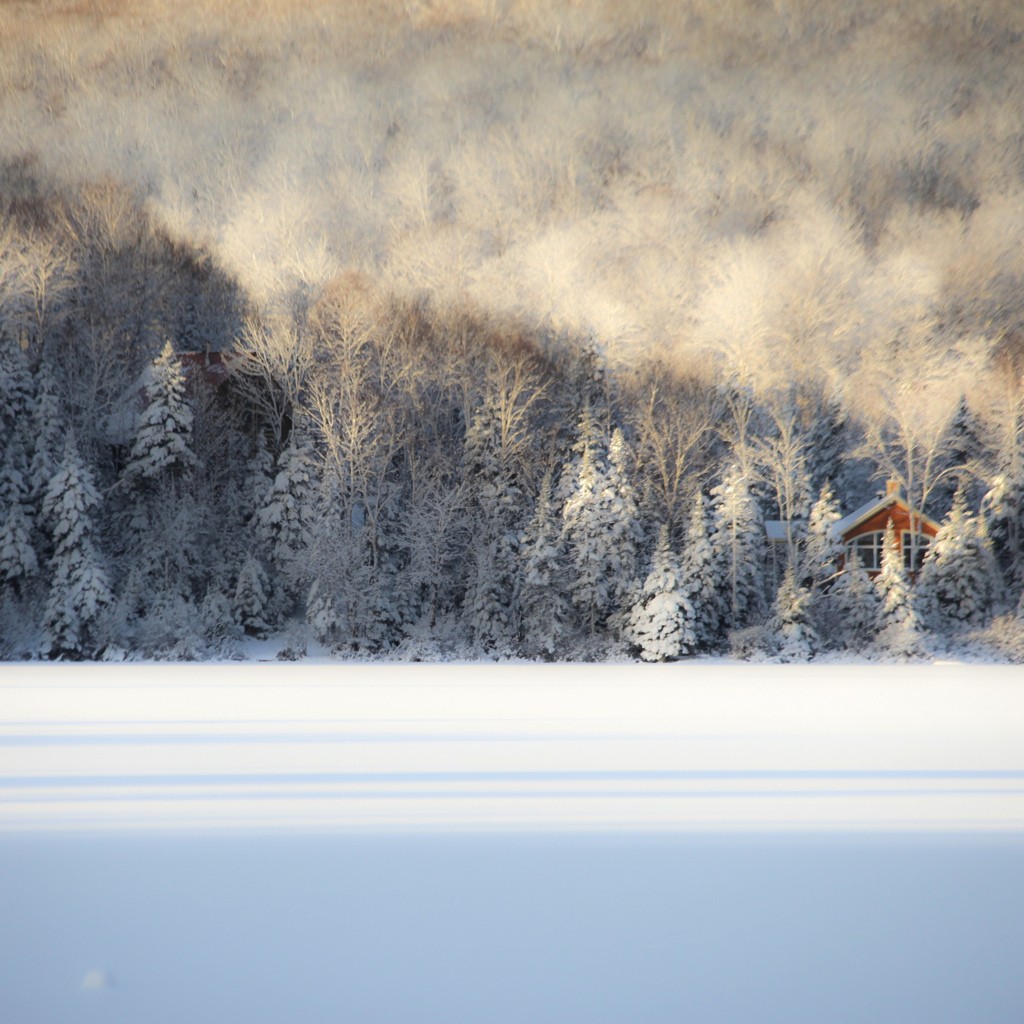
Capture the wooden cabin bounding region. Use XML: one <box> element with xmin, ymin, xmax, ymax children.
<box><xmin>828</xmin><ymin>480</ymin><xmax>940</xmax><ymax>577</ymax></box>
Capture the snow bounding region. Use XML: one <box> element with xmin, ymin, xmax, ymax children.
<box><xmin>2</xmin><ymin>662</ymin><xmax>1023</xmax><ymax>1022</ymax></box>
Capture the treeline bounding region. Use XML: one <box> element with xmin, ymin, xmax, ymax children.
<box><xmin>3</xmin><ymin>177</ymin><xmax>1024</xmax><ymax>662</ymax></box>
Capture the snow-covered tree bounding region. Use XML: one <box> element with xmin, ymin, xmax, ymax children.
<box><xmin>125</xmin><ymin>341</ymin><xmax>195</xmax><ymax>483</ymax></box>
<box><xmin>561</xmin><ymin>423</ymin><xmax>642</xmax><ymax>637</ymax></box>
<box><xmin>232</xmin><ymin>554</ymin><xmax>272</xmax><ymax>638</ymax></box>
<box><xmin>679</xmin><ymin>490</ymin><xmax>721</xmax><ymax>650</ymax></box>
<box><xmin>874</xmin><ymin>520</ymin><xmax>923</xmax><ymax>656</ymax></box>
<box><xmin>27</xmin><ymin>364</ymin><xmax>62</xmax><ymax>505</ymax></box>
<box><xmin>803</xmin><ymin>481</ymin><xmax>844</xmax><ymax>588</ymax></box>
<box><xmin>939</xmin><ymin>395</ymin><xmax>989</xmax><ymax>508</ymax></box>
<box><xmin>829</xmin><ymin>552</ymin><xmax>881</xmax><ymax>652</ymax></box>
<box><xmin>0</xmin><ymin>438</ymin><xmax>38</xmax><ymax>590</ymax></box>
<box><xmin>517</xmin><ymin>470</ymin><xmax>572</xmax><ymax>658</ymax></box>
<box><xmin>710</xmin><ymin>461</ymin><xmax>767</xmax><ymax>633</ymax></box>
<box><xmin>253</xmin><ymin>427</ymin><xmax>315</xmax><ymax>598</ymax></box>
<box><xmin>627</xmin><ymin>523</ymin><xmax>695</xmax><ymax>662</ymax></box>
<box><xmin>805</xmin><ymin>390</ymin><xmax>849</xmax><ymax>496</ymax></box>
<box><xmin>917</xmin><ymin>487</ymin><xmax>998</xmax><ymax>631</ymax></box>
<box><xmin>765</xmin><ymin>565</ymin><xmax>820</xmax><ymax>662</ymax></box>
<box><xmin>0</xmin><ymin>334</ymin><xmax>34</xmax><ymax>435</ymax></box>
<box><xmin>40</xmin><ymin>438</ymin><xmax>112</xmax><ymax>658</ymax></box>
<box><xmin>463</xmin><ymin>397</ymin><xmax>524</xmax><ymax>652</ymax></box>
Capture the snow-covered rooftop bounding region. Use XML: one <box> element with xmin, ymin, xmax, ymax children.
<box><xmin>828</xmin><ymin>493</ymin><xmax>939</xmax><ymax>541</ymax></box>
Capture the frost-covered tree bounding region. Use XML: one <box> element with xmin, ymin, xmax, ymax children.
<box><xmin>754</xmin><ymin>392</ymin><xmax>812</xmax><ymax>570</ymax></box>
<box><xmin>627</xmin><ymin>523</ymin><xmax>695</xmax><ymax>662</ymax></box>
<box><xmin>463</xmin><ymin>397</ymin><xmax>524</xmax><ymax>652</ymax></box>
<box><xmin>805</xmin><ymin>391</ymin><xmax>849</xmax><ymax>496</ymax></box>
<box><xmin>829</xmin><ymin>552</ymin><xmax>881</xmax><ymax>652</ymax></box>
<box><xmin>125</xmin><ymin>341</ymin><xmax>195</xmax><ymax>483</ymax></box>
<box><xmin>253</xmin><ymin>426</ymin><xmax>315</xmax><ymax>599</ymax></box>
<box><xmin>232</xmin><ymin>554</ymin><xmax>272</xmax><ymax>638</ymax></box>
<box><xmin>874</xmin><ymin>520</ymin><xmax>923</xmax><ymax>656</ymax></box>
<box><xmin>561</xmin><ymin>423</ymin><xmax>642</xmax><ymax>637</ymax></box>
<box><xmin>0</xmin><ymin>334</ymin><xmax>34</xmax><ymax>435</ymax></box>
<box><xmin>765</xmin><ymin>565</ymin><xmax>820</xmax><ymax>662</ymax></box>
<box><xmin>679</xmin><ymin>490</ymin><xmax>721</xmax><ymax>650</ymax></box>
<box><xmin>40</xmin><ymin>438</ymin><xmax>112</xmax><ymax>657</ymax></box>
<box><xmin>517</xmin><ymin>470</ymin><xmax>572</xmax><ymax>659</ymax></box>
<box><xmin>917</xmin><ymin>487</ymin><xmax>998</xmax><ymax>631</ymax></box>
<box><xmin>803</xmin><ymin>481</ymin><xmax>844</xmax><ymax>588</ymax></box>
<box><xmin>0</xmin><ymin>438</ymin><xmax>38</xmax><ymax>590</ymax></box>
<box><xmin>27</xmin><ymin>364</ymin><xmax>62</xmax><ymax>505</ymax></box>
<box><xmin>939</xmin><ymin>395</ymin><xmax>989</xmax><ymax>508</ymax></box>
<box><xmin>710</xmin><ymin>461</ymin><xmax>767</xmax><ymax>633</ymax></box>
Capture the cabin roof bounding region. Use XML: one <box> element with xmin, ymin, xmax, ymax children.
<box><xmin>828</xmin><ymin>493</ymin><xmax>940</xmax><ymax>541</ymax></box>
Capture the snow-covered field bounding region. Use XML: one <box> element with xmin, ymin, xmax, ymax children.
<box><xmin>3</xmin><ymin>662</ymin><xmax>1024</xmax><ymax>1022</ymax></box>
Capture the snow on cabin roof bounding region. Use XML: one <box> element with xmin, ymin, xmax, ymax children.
<box><xmin>828</xmin><ymin>493</ymin><xmax>939</xmax><ymax>541</ymax></box>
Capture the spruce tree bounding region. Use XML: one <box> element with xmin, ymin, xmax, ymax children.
<box><xmin>40</xmin><ymin>438</ymin><xmax>112</xmax><ymax>657</ymax></box>
<box><xmin>27</xmin><ymin>364</ymin><xmax>62</xmax><ymax>506</ymax></box>
<box><xmin>766</xmin><ymin>564</ymin><xmax>820</xmax><ymax>662</ymax></box>
<box><xmin>829</xmin><ymin>552</ymin><xmax>881</xmax><ymax>652</ymax></box>
<box><xmin>917</xmin><ymin>487</ymin><xmax>998</xmax><ymax>631</ymax></box>
<box><xmin>627</xmin><ymin>523</ymin><xmax>695</xmax><ymax>662</ymax></box>
<box><xmin>125</xmin><ymin>341</ymin><xmax>195</xmax><ymax>483</ymax></box>
<box><xmin>232</xmin><ymin>554</ymin><xmax>272</xmax><ymax>638</ymax></box>
<box><xmin>941</xmin><ymin>396</ymin><xmax>988</xmax><ymax>508</ymax></box>
<box><xmin>803</xmin><ymin>481</ymin><xmax>844</xmax><ymax>588</ymax></box>
<box><xmin>874</xmin><ymin>520</ymin><xmax>923</xmax><ymax>656</ymax></box>
<box><xmin>0</xmin><ymin>438</ymin><xmax>38</xmax><ymax>590</ymax></box>
<box><xmin>679</xmin><ymin>490</ymin><xmax>721</xmax><ymax>650</ymax></box>
<box><xmin>463</xmin><ymin>398</ymin><xmax>523</xmax><ymax>652</ymax></box>
<box><xmin>517</xmin><ymin>470</ymin><xmax>572</xmax><ymax>658</ymax></box>
<box><xmin>710</xmin><ymin>461</ymin><xmax>767</xmax><ymax>633</ymax></box>
<box><xmin>562</xmin><ymin>422</ymin><xmax>641</xmax><ymax>638</ymax></box>
<box><xmin>0</xmin><ymin>334</ymin><xmax>34</xmax><ymax>436</ymax></box>
<box><xmin>254</xmin><ymin>427</ymin><xmax>314</xmax><ymax>599</ymax></box>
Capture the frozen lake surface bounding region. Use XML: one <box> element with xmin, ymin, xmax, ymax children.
<box><xmin>2</xmin><ymin>662</ymin><xmax>1024</xmax><ymax>1022</ymax></box>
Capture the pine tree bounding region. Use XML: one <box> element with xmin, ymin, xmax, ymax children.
<box><xmin>805</xmin><ymin>390</ymin><xmax>849</xmax><ymax>496</ymax></box>
<box><xmin>0</xmin><ymin>334</ymin><xmax>35</xmax><ymax>435</ymax></box>
<box><xmin>125</xmin><ymin>341</ymin><xmax>195</xmax><ymax>483</ymax></box>
<box><xmin>803</xmin><ymin>481</ymin><xmax>844</xmax><ymax>588</ymax></box>
<box><xmin>254</xmin><ymin>427</ymin><xmax>314</xmax><ymax>598</ymax></box>
<box><xmin>679</xmin><ymin>490</ymin><xmax>721</xmax><ymax>650</ymax></box>
<box><xmin>917</xmin><ymin>487</ymin><xmax>998</xmax><ymax>631</ymax></box>
<box><xmin>829</xmin><ymin>552</ymin><xmax>881</xmax><ymax>652</ymax></box>
<box><xmin>232</xmin><ymin>554</ymin><xmax>271</xmax><ymax>637</ymax></box>
<box><xmin>766</xmin><ymin>564</ymin><xmax>820</xmax><ymax>662</ymax></box>
<box><xmin>627</xmin><ymin>524</ymin><xmax>695</xmax><ymax>662</ymax></box>
<box><xmin>518</xmin><ymin>471</ymin><xmax>572</xmax><ymax>658</ymax></box>
<box><xmin>710</xmin><ymin>461</ymin><xmax>767</xmax><ymax>633</ymax></box>
<box><xmin>463</xmin><ymin>398</ymin><xmax>523</xmax><ymax>652</ymax></box>
<box><xmin>561</xmin><ymin>423</ymin><xmax>642</xmax><ymax>637</ymax></box>
<box><xmin>606</xmin><ymin>428</ymin><xmax>642</xmax><ymax>612</ymax></box>
<box><xmin>941</xmin><ymin>395</ymin><xmax>988</xmax><ymax>508</ymax></box>
<box><xmin>981</xmin><ymin>468</ymin><xmax>1024</xmax><ymax>601</ymax></box>
<box><xmin>0</xmin><ymin>438</ymin><xmax>38</xmax><ymax>589</ymax></box>
<box><xmin>874</xmin><ymin>520</ymin><xmax>923</xmax><ymax>656</ymax></box>
<box><xmin>27</xmin><ymin>364</ymin><xmax>62</xmax><ymax>506</ymax></box>
<box><xmin>40</xmin><ymin>438</ymin><xmax>112</xmax><ymax>657</ymax></box>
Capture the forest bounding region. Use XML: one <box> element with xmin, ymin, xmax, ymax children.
<box><xmin>2</xmin><ymin>0</ymin><xmax>1024</xmax><ymax>662</ymax></box>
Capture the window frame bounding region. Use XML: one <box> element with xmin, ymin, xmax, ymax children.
<box><xmin>901</xmin><ymin>530</ymin><xmax>931</xmax><ymax>571</ymax></box>
<box><xmin>847</xmin><ymin>531</ymin><xmax>885</xmax><ymax>572</ymax></box>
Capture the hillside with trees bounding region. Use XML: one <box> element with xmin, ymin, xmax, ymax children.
<box><xmin>2</xmin><ymin>0</ymin><xmax>1024</xmax><ymax>661</ymax></box>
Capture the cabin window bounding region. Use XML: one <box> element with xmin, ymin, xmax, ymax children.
<box><xmin>847</xmin><ymin>531</ymin><xmax>885</xmax><ymax>571</ymax></box>
<box><xmin>901</xmin><ymin>531</ymin><xmax>931</xmax><ymax>571</ymax></box>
